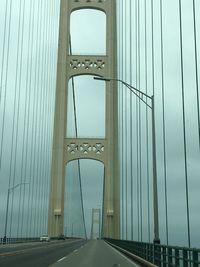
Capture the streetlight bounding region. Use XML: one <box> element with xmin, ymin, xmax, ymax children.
<box><xmin>3</xmin><ymin>182</ymin><xmax>30</xmax><ymax>244</ymax></box>
<box><xmin>94</xmin><ymin>76</ymin><xmax>160</xmax><ymax>244</ymax></box>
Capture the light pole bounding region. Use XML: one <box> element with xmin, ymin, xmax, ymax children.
<box><xmin>94</xmin><ymin>76</ymin><xmax>160</xmax><ymax>244</ymax></box>
<box><xmin>4</xmin><ymin>182</ymin><xmax>30</xmax><ymax>244</ymax></box>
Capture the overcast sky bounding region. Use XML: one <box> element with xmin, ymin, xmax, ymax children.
<box><xmin>0</xmin><ymin>0</ymin><xmax>200</xmax><ymax>247</ymax></box>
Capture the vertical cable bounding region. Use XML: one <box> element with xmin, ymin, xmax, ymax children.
<box><xmin>144</xmin><ymin>0</ymin><xmax>151</xmax><ymax>243</ymax></box>
<box><xmin>117</xmin><ymin>0</ymin><xmax>122</xmax><ymax>239</ymax></box>
<box><xmin>129</xmin><ymin>0</ymin><xmax>134</xmax><ymax>241</ymax></box>
<box><xmin>32</xmin><ymin>2</ymin><xmax>42</xmax><ymax>237</ymax></box>
<box><xmin>20</xmin><ymin>0</ymin><xmax>34</xmax><ymax>237</ymax></box>
<box><xmin>69</xmin><ymin>37</ymin><xmax>87</xmax><ymax>239</ymax></box>
<box><xmin>0</xmin><ymin>0</ymin><xmax>9</xmax><ymax>171</ymax></box>
<box><xmin>45</xmin><ymin>0</ymin><xmax>55</xmax><ymax>235</ymax></box>
<box><xmin>25</xmin><ymin>0</ymin><xmax>36</xmax><ymax>238</ymax></box>
<box><xmin>42</xmin><ymin>0</ymin><xmax>51</xmax><ymax>235</ymax></box>
<box><xmin>124</xmin><ymin>0</ymin><xmax>128</xmax><ymax>240</ymax></box>
<box><xmin>37</xmin><ymin>0</ymin><xmax>47</xmax><ymax>236</ymax></box>
<box><xmin>121</xmin><ymin>0</ymin><xmax>124</xmax><ymax>240</ymax></box>
<box><xmin>119</xmin><ymin>0</ymin><xmax>123</xmax><ymax>239</ymax></box>
<box><xmin>28</xmin><ymin>0</ymin><xmax>41</xmax><ymax>237</ymax></box>
<box><xmin>32</xmin><ymin>0</ymin><xmax>43</xmax><ymax>237</ymax></box>
<box><xmin>0</xmin><ymin>0</ymin><xmax>13</xmax><ymax>169</ymax></box>
<box><xmin>151</xmin><ymin>0</ymin><xmax>155</xmax><ymax>95</ymax></box>
<box><xmin>0</xmin><ymin>0</ymin><xmax>9</xmax><ymax>105</ymax></box>
<box><xmin>160</xmin><ymin>0</ymin><xmax>169</xmax><ymax>245</ymax></box>
<box><xmin>137</xmin><ymin>0</ymin><xmax>143</xmax><ymax>242</ymax></box>
<box><xmin>15</xmin><ymin>0</ymin><xmax>26</xmax><ymax>238</ymax></box>
<box><xmin>8</xmin><ymin>0</ymin><xmax>23</xmax><ymax>237</ymax></box>
<box><xmin>192</xmin><ymin>0</ymin><xmax>200</xmax><ymax>149</ymax></box>
<box><xmin>135</xmin><ymin>0</ymin><xmax>140</xmax><ymax>242</ymax></box>
<box><xmin>178</xmin><ymin>0</ymin><xmax>191</xmax><ymax>248</ymax></box>
<box><xmin>2</xmin><ymin>0</ymin><xmax>13</xmax><ymax>235</ymax></box>
<box><xmin>42</xmin><ymin>0</ymin><xmax>54</xmax><ymax>235</ymax></box>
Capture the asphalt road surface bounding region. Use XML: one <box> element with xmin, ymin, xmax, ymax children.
<box><xmin>51</xmin><ymin>240</ymin><xmax>140</xmax><ymax>267</ymax></box>
<box><xmin>0</xmin><ymin>239</ymin><xmax>86</xmax><ymax>267</ymax></box>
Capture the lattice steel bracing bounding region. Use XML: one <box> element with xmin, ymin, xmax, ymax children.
<box><xmin>48</xmin><ymin>0</ymin><xmax>119</xmax><ymax>238</ymax></box>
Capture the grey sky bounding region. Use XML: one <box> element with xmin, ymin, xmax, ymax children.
<box><xmin>0</xmin><ymin>0</ymin><xmax>200</xmax><ymax>248</ymax></box>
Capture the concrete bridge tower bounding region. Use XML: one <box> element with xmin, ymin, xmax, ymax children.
<box><xmin>48</xmin><ymin>0</ymin><xmax>119</xmax><ymax>239</ymax></box>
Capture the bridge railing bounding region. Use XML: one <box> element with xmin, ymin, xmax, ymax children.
<box><xmin>105</xmin><ymin>238</ymin><xmax>200</xmax><ymax>267</ymax></box>
<box><xmin>0</xmin><ymin>237</ymin><xmax>40</xmax><ymax>245</ymax></box>
<box><xmin>0</xmin><ymin>236</ymin><xmax>84</xmax><ymax>245</ymax></box>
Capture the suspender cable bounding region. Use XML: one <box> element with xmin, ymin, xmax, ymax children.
<box><xmin>0</xmin><ymin>0</ymin><xmax>9</xmax><ymax>105</ymax></box>
<box><xmin>192</xmin><ymin>0</ymin><xmax>200</xmax><ymax>149</ymax></box>
<box><xmin>121</xmin><ymin>0</ymin><xmax>124</xmax><ymax>239</ymax></box>
<box><xmin>160</xmin><ymin>0</ymin><xmax>169</xmax><ymax>245</ymax></box>
<box><xmin>0</xmin><ymin>0</ymin><xmax>13</xmax><ymax>169</ymax></box>
<box><xmin>15</xmin><ymin>0</ymin><xmax>26</xmax><ymax>238</ymax></box>
<box><xmin>44</xmin><ymin>0</ymin><xmax>53</xmax><ymax>234</ymax></box>
<box><xmin>101</xmin><ymin>166</ymin><xmax>105</xmax><ymax>238</ymax></box>
<box><xmin>25</xmin><ymin>1</ymin><xmax>35</xmax><ymax>237</ymax></box>
<box><xmin>137</xmin><ymin>0</ymin><xmax>143</xmax><ymax>242</ymax></box>
<box><xmin>8</xmin><ymin>0</ymin><xmax>23</xmax><ymax>237</ymax></box>
<box><xmin>178</xmin><ymin>0</ymin><xmax>191</xmax><ymax>248</ymax></box>
<box><xmin>144</xmin><ymin>0</ymin><xmax>151</xmax><ymax>243</ymax></box>
<box><xmin>129</xmin><ymin>0</ymin><xmax>134</xmax><ymax>241</ymax></box>
<box><xmin>45</xmin><ymin>0</ymin><xmax>55</xmax><ymax>234</ymax></box>
<box><xmin>124</xmin><ymin>0</ymin><xmax>128</xmax><ymax>240</ymax></box>
<box><xmin>37</xmin><ymin>0</ymin><xmax>48</xmax><ymax>236</ymax></box>
<box><xmin>135</xmin><ymin>0</ymin><xmax>140</xmax><ymax>242</ymax></box>
<box><xmin>47</xmin><ymin>0</ymin><xmax>58</xmax><ymax>234</ymax></box>
<box><xmin>151</xmin><ymin>0</ymin><xmax>155</xmax><ymax>95</ymax></box>
<box><xmin>29</xmin><ymin>0</ymin><xmax>41</xmax><ymax>237</ymax></box>
<box><xmin>69</xmin><ymin>36</ymin><xmax>87</xmax><ymax>239</ymax></box>
<box><xmin>20</xmin><ymin>0</ymin><xmax>33</xmax><ymax>238</ymax></box>
<box><xmin>26</xmin><ymin>0</ymin><xmax>36</xmax><ymax>238</ymax></box>
<box><xmin>117</xmin><ymin>0</ymin><xmax>122</xmax><ymax>239</ymax></box>
<box><xmin>33</xmin><ymin>0</ymin><xmax>43</xmax><ymax>237</ymax></box>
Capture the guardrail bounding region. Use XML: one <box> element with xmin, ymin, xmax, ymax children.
<box><xmin>104</xmin><ymin>238</ymin><xmax>200</xmax><ymax>267</ymax></box>
<box><xmin>0</xmin><ymin>237</ymin><xmax>40</xmax><ymax>245</ymax></box>
<box><xmin>0</xmin><ymin>236</ymin><xmax>84</xmax><ymax>245</ymax></box>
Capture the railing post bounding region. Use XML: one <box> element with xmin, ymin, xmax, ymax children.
<box><xmin>147</xmin><ymin>243</ymin><xmax>150</xmax><ymax>262</ymax></box>
<box><xmin>154</xmin><ymin>244</ymin><xmax>161</xmax><ymax>266</ymax></box>
<box><xmin>157</xmin><ymin>245</ymin><xmax>162</xmax><ymax>266</ymax></box>
<box><xmin>183</xmin><ymin>248</ymin><xmax>188</xmax><ymax>267</ymax></box>
<box><xmin>168</xmin><ymin>247</ymin><xmax>173</xmax><ymax>266</ymax></box>
<box><xmin>163</xmin><ymin>246</ymin><xmax>167</xmax><ymax>267</ymax></box>
<box><xmin>175</xmin><ymin>247</ymin><xmax>180</xmax><ymax>267</ymax></box>
<box><xmin>150</xmin><ymin>243</ymin><xmax>154</xmax><ymax>264</ymax></box>
<box><xmin>145</xmin><ymin>243</ymin><xmax>148</xmax><ymax>261</ymax></box>
<box><xmin>192</xmin><ymin>249</ymin><xmax>198</xmax><ymax>267</ymax></box>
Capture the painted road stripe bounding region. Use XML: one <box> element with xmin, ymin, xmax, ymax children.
<box><xmin>57</xmin><ymin>256</ymin><xmax>66</xmax><ymax>262</ymax></box>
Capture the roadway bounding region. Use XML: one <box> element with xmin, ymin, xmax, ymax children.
<box><xmin>51</xmin><ymin>239</ymin><xmax>140</xmax><ymax>267</ymax></box>
<box><xmin>0</xmin><ymin>239</ymin><xmax>86</xmax><ymax>267</ymax></box>
<box><xmin>0</xmin><ymin>239</ymin><xmax>141</xmax><ymax>267</ymax></box>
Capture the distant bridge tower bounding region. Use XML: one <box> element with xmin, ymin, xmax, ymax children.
<box><xmin>90</xmin><ymin>208</ymin><xmax>101</xmax><ymax>240</ymax></box>
<box><xmin>48</xmin><ymin>0</ymin><xmax>119</xmax><ymax>238</ymax></box>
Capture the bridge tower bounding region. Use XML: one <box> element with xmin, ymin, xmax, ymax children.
<box><xmin>90</xmin><ymin>208</ymin><xmax>101</xmax><ymax>240</ymax></box>
<box><xmin>48</xmin><ymin>0</ymin><xmax>119</xmax><ymax>239</ymax></box>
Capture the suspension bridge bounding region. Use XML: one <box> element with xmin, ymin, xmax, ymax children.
<box><xmin>0</xmin><ymin>0</ymin><xmax>200</xmax><ymax>266</ymax></box>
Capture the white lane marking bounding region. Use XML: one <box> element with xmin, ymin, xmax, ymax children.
<box><xmin>57</xmin><ymin>256</ymin><xmax>66</xmax><ymax>262</ymax></box>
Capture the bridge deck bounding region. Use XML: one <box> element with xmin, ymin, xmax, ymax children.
<box><xmin>51</xmin><ymin>240</ymin><xmax>139</xmax><ymax>267</ymax></box>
